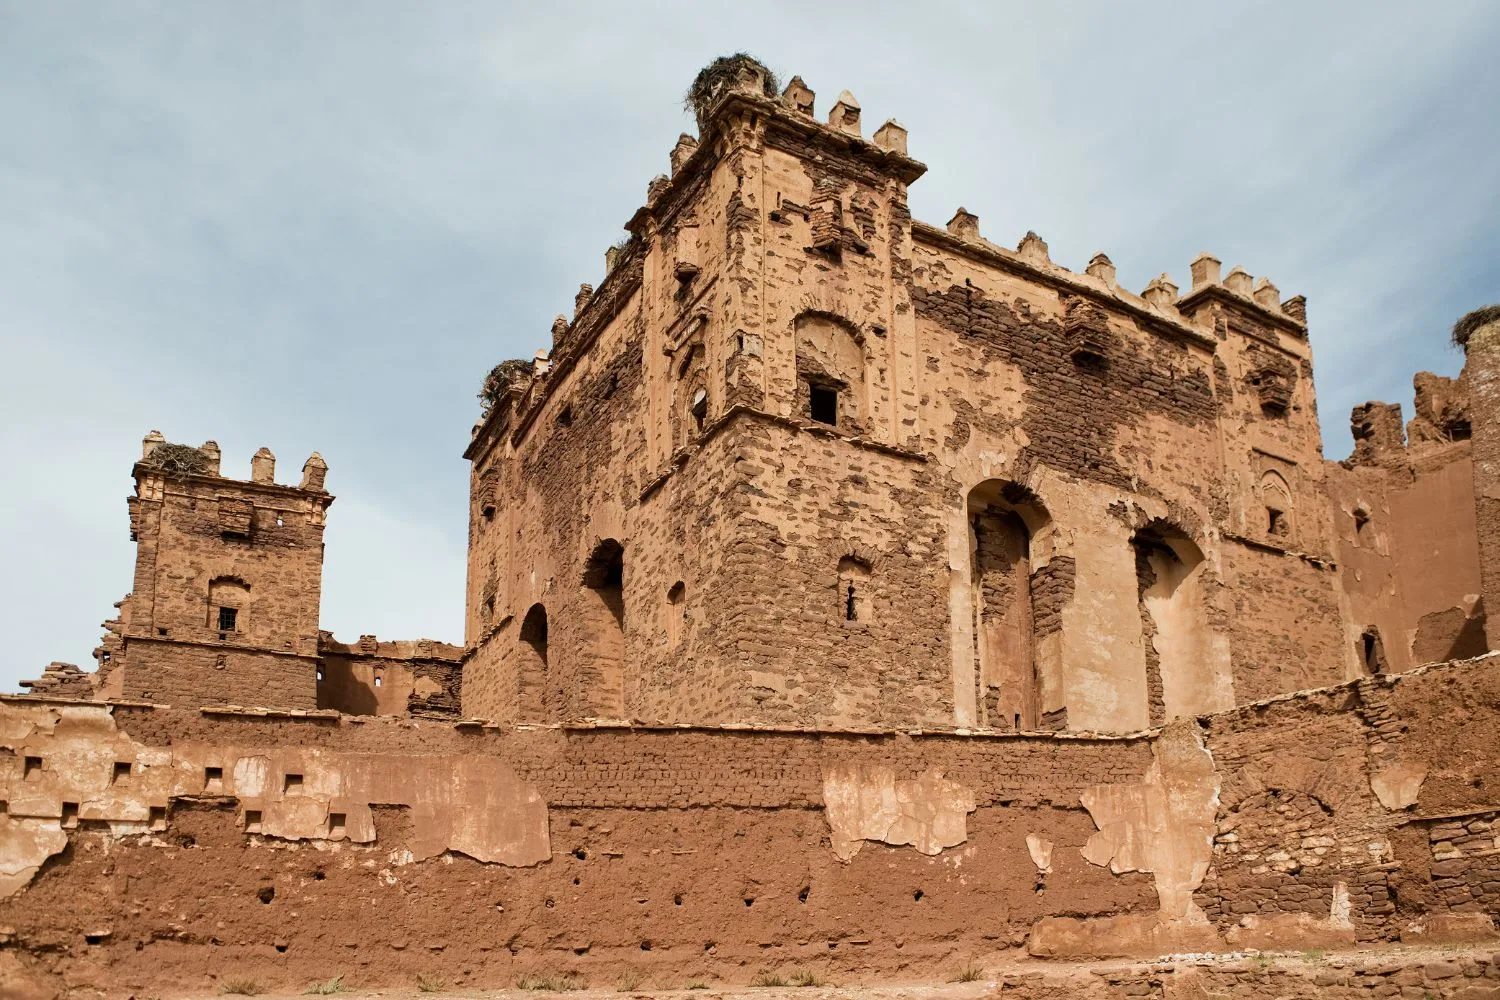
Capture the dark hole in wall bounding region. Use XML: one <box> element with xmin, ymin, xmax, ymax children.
<box><xmin>112</xmin><ymin>761</ymin><xmax>131</xmax><ymax>784</ymax></box>
<box><xmin>257</xmin><ymin>886</ymin><xmax>275</xmax><ymax>904</ymax></box>
<box><xmin>809</xmin><ymin>384</ymin><xmax>838</xmax><ymax>425</ymax></box>
<box><xmin>1359</xmin><ymin>627</ymin><xmax>1387</xmax><ymax>675</ymax></box>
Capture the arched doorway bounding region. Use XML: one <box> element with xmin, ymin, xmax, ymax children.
<box><xmin>582</xmin><ymin>539</ymin><xmax>626</xmax><ymax>718</ymax></box>
<box><xmin>1131</xmin><ymin>522</ymin><xmax>1226</xmax><ymax>723</ymax></box>
<box><xmin>967</xmin><ymin>481</ymin><xmax>1052</xmax><ymax>730</ymax></box>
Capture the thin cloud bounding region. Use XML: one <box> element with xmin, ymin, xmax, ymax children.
<box><xmin>2</xmin><ymin>1</ymin><xmax>1496</xmax><ymax>690</ymax></box>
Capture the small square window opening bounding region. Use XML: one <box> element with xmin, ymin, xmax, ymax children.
<box><xmin>809</xmin><ymin>385</ymin><xmax>838</xmax><ymax>426</ymax></box>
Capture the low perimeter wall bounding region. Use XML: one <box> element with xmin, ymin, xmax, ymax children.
<box><xmin>1</xmin><ymin>654</ymin><xmax>1499</xmax><ymax>996</ymax></box>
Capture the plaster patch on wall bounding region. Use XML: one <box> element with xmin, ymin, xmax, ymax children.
<box><xmin>1078</xmin><ymin>718</ymin><xmax>1220</xmax><ymax>920</ymax></box>
<box><xmin>0</xmin><ymin>818</ymin><xmax>67</xmax><ymax>898</ymax></box>
<box><xmin>1031</xmin><ymin>720</ymin><xmax>1223</xmax><ymax>957</ymax></box>
<box><xmin>0</xmin><ymin>702</ymin><xmax>550</xmax><ymax>897</ymax></box>
<box><xmin>1026</xmin><ymin>833</ymin><xmax>1053</xmax><ymax>874</ymax></box>
<box><xmin>1371</xmin><ymin>759</ymin><xmax>1427</xmax><ymax>810</ymax></box>
<box><xmin>822</xmin><ymin>763</ymin><xmax>975</xmax><ymax>862</ymax></box>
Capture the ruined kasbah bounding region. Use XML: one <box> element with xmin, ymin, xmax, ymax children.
<box><xmin>5</xmin><ymin>54</ymin><xmax>1500</xmax><ymax>1000</ymax></box>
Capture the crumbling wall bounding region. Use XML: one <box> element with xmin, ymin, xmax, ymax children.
<box><xmin>1329</xmin><ymin>375</ymin><xmax>1483</xmax><ymax>673</ymax></box>
<box><xmin>316</xmin><ymin>634</ymin><xmax>463</xmax><ymax>717</ymax></box>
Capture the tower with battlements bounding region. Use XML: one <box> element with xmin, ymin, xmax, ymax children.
<box><xmin>106</xmin><ymin>433</ymin><xmax>333</xmax><ymax>708</ymax></box>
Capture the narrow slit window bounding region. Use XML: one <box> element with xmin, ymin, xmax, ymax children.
<box><xmin>809</xmin><ymin>384</ymin><xmax>838</xmax><ymax>426</ymax></box>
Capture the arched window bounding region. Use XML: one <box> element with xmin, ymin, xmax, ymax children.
<box><xmin>794</xmin><ymin>313</ymin><xmax>865</xmax><ymax>432</ymax></box>
<box><xmin>665</xmin><ymin>581</ymin><xmax>687</xmax><ymax>646</ymax></box>
<box><xmin>1259</xmin><ymin>471</ymin><xmax>1294</xmax><ymax>541</ymax></box>
<box><xmin>207</xmin><ymin>577</ymin><xmax>250</xmax><ymax>636</ymax></box>
<box><xmin>582</xmin><ymin>539</ymin><xmax>626</xmax><ymax>717</ymax></box>
<box><xmin>517</xmin><ymin>603</ymin><xmax>548</xmax><ymax>721</ymax></box>
<box><xmin>837</xmin><ymin>556</ymin><xmax>872</xmax><ymax>623</ymax></box>
<box><xmin>1358</xmin><ymin>626</ymin><xmax>1386</xmax><ymax>675</ymax></box>
<box><xmin>672</xmin><ymin>344</ymin><xmax>707</xmax><ymax>449</ymax></box>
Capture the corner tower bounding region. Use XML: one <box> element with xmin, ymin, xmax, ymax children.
<box><xmin>111</xmin><ymin>432</ymin><xmax>333</xmax><ymax>708</ymax></box>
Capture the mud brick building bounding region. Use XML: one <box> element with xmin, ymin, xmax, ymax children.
<box><xmin>457</xmin><ymin>60</ymin><xmax>1488</xmax><ymax>734</ymax></box>
<box><xmin>5</xmin><ymin>56</ymin><xmax>1500</xmax><ymax>998</ymax></box>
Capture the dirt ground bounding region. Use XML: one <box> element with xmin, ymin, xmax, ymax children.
<box><xmin>85</xmin><ymin>944</ymin><xmax>1500</xmax><ymax>1000</ymax></box>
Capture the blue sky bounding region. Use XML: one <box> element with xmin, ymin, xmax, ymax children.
<box><xmin>2</xmin><ymin>2</ymin><xmax>1497</xmax><ymax>691</ymax></box>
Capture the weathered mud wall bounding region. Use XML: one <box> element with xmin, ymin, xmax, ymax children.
<box><xmin>2</xmin><ymin>697</ymin><xmax>1157</xmax><ymax>995</ymax></box>
<box><xmin>5</xmin><ymin>656</ymin><xmax>1500</xmax><ymax>995</ymax></box>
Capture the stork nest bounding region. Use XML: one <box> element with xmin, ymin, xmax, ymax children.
<box><xmin>1453</xmin><ymin>305</ymin><xmax>1500</xmax><ymax>349</ymax></box>
<box><xmin>480</xmin><ymin>359</ymin><xmax>535</xmax><ymax>414</ymax></box>
<box><xmin>141</xmin><ymin>442</ymin><xmax>211</xmax><ymax>478</ymax></box>
<box><xmin>684</xmin><ymin>54</ymin><xmax>779</xmax><ymax>129</ymax></box>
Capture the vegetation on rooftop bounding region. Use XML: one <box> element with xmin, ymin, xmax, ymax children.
<box><xmin>1453</xmin><ymin>304</ymin><xmax>1500</xmax><ymax>349</ymax></box>
<box><xmin>685</xmin><ymin>53</ymin><xmax>779</xmax><ymax>129</ymax></box>
<box><xmin>479</xmin><ymin>358</ymin><xmax>535</xmax><ymax>415</ymax></box>
<box><xmin>141</xmin><ymin>442</ymin><xmax>211</xmax><ymax>478</ymax></box>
